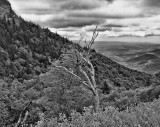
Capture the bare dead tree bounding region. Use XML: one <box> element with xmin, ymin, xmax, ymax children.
<box><xmin>75</xmin><ymin>26</ymin><xmax>99</xmax><ymax>112</ymax></box>
<box><xmin>85</xmin><ymin>26</ymin><xmax>98</xmax><ymax>56</ymax></box>
<box><xmin>75</xmin><ymin>51</ymin><xmax>100</xmax><ymax>112</ymax></box>
<box><xmin>55</xmin><ymin>26</ymin><xmax>100</xmax><ymax>112</ymax></box>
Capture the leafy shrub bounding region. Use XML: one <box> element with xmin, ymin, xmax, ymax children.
<box><xmin>39</xmin><ymin>98</ymin><xmax>160</xmax><ymax>127</ymax></box>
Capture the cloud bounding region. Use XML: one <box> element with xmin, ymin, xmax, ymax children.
<box><xmin>21</xmin><ymin>14</ymin><xmax>53</xmax><ymax>22</ymax></box>
<box><xmin>9</xmin><ymin>0</ymin><xmax>160</xmax><ymax>40</ymax></box>
<box><xmin>67</xmin><ymin>0</ymin><xmax>143</xmax><ymax>19</ymax></box>
<box><xmin>100</xmin><ymin>24</ymin><xmax>160</xmax><ymax>37</ymax></box>
<box><xmin>58</xmin><ymin>27</ymin><xmax>81</xmax><ymax>32</ymax></box>
<box><xmin>84</xmin><ymin>25</ymin><xmax>112</xmax><ymax>32</ymax></box>
<box><xmin>41</xmin><ymin>17</ymin><xmax>105</xmax><ymax>28</ymax></box>
<box><xmin>143</xmin><ymin>0</ymin><xmax>160</xmax><ymax>7</ymax></box>
<box><xmin>60</xmin><ymin>0</ymin><xmax>102</xmax><ymax>10</ymax></box>
<box><xmin>84</xmin><ymin>23</ymin><xmax>126</xmax><ymax>32</ymax></box>
<box><xmin>102</xmin><ymin>23</ymin><xmax>126</xmax><ymax>28</ymax></box>
<box><xmin>10</xmin><ymin>0</ymin><xmax>143</xmax><ymax>24</ymax></box>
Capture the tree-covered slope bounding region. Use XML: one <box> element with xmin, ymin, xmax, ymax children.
<box><xmin>91</xmin><ymin>53</ymin><xmax>158</xmax><ymax>90</ymax></box>
<box><xmin>0</xmin><ymin>8</ymin><xmax>73</xmax><ymax>81</ymax></box>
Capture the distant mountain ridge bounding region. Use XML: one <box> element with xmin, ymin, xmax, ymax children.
<box><xmin>127</xmin><ymin>53</ymin><xmax>158</xmax><ymax>63</ymax></box>
<box><xmin>150</xmin><ymin>48</ymin><xmax>160</xmax><ymax>56</ymax></box>
<box><xmin>94</xmin><ymin>41</ymin><xmax>160</xmax><ymax>74</ymax></box>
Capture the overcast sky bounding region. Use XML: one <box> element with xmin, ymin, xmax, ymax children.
<box><xmin>8</xmin><ymin>0</ymin><xmax>160</xmax><ymax>40</ymax></box>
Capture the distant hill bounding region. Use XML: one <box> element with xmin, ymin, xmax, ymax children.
<box><xmin>94</xmin><ymin>41</ymin><xmax>160</xmax><ymax>74</ymax></box>
<box><xmin>127</xmin><ymin>53</ymin><xmax>158</xmax><ymax>63</ymax></box>
<box><xmin>125</xmin><ymin>50</ymin><xmax>160</xmax><ymax>74</ymax></box>
<box><xmin>91</xmin><ymin>53</ymin><xmax>156</xmax><ymax>90</ymax></box>
<box><xmin>150</xmin><ymin>48</ymin><xmax>160</xmax><ymax>56</ymax></box>
<box><xmin>143</xmin><ymin>59</ymin><xmax>160</xmax><ymax>74</ymax></box>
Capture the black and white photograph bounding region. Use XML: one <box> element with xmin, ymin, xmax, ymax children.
<box><xmin>1</xmin><ymin>0</ymin><xmax>160</xmax><ymax>126</ymax></box>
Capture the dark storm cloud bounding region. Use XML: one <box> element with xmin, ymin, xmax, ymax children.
<box><xmin>68</xmin><ymin>11</ymin><xmax>143</xmax><ymax>19</ymax></box>
<box><xmin>41</xmin><ymin>17</ymin><xmax>105</xmax><ymax>28</ymax></box>
<box><xmin>13</xmin><ymin>0</ymin><xmax>108</xmax><ymax>13</ymax></box>
<box><xmin>59</xmin><ymin>0</ymin><xmax>115</xmax><ymax>10</ymax></box>
<box><xmin>130</xmin><ymin>23</ymin><xmax>141</xmax><ymax>27</ymax></box>
<box><xmin>102</xmin><ymin>24</ymin><xmax>126</xmax><ymax>27</ymax></box>
<box><xmin>60</xmin><ymin>0</ymin><xmax>99</xmax><ymax>10</ymax></box>
<box><xmin>11</xmin><ymin>0</ymin><xmax>118</xmax><ymax>28</ymax></box>
<box><xmin>85</xmin><ymin>23</ymin><xmax>127</xmax><ymax>32</ymax></box>
<box><xmin>143</xmin><ymin>0</ymin><xmax>160</xmax><ymax>7</ymax></box>
<box><xmin>107</xmin><ymin>0</ymin><xmax>160</xmax><ymax>7</ymax></box>
<box><xmin>19</xmin><ymin>9</ymin><xmax>53</xmax><ymax>15</ymax></box>
<box><xmin>11</xmin><ymin>0</ymin><xmax>143</xmax><ymax>27</ymax></box>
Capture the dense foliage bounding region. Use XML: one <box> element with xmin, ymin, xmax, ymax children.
<box><xmin>36</xmin><ymin>98</ymin><xmax>160</xmax><ymax>127</ymax></box>
<box><xmin>0</xmin><ymin>14</ymin><xmax>73</xmax><ymax>80</ymax></box>
<box><xmin>91</xmin><ymin>53</ymin><xmax>158</xmax><ymax>90</ymax></box>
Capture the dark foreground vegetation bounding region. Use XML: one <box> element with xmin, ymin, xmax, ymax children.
<box><xmin>1</xmin><ymin>0</ymin><xmax>160</xmax><ymax>126</ymax></box>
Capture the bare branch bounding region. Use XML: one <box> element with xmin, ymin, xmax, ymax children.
<box><xmin>78</xmin><ymin>66</ymin><xmax>96</xmax><ymax>96</ymax></box>
<box><xmin>55</xmin><ymin>65</ymin><xmax>91</xmax><ymax>89</ymax></box>
<box><xmin>88</xmin><ymin>26</ymin><xmax>99</xmax><ymax>54</ymax></box>
<box><xmin>56</xmin><ymin>66</ymin><xmax>81</xmax><ymax>80</ymax></box>
<box><xmin>82</xmin><ymin>81</ymin><xmax>93</xmax><ymax>91</ymax></box>
<box><xmin>78</xmin><ymin>34</ymin><xmax>84</xmax><ymax>44</ymax></box>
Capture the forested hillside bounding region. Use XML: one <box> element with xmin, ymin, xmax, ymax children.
<box><xmin>1</xmin><ymin>0</ymin><xmax>160</xmax><ymax>126</ymax></box>
<box><xmin>0</xmin><ymin>11</ymin><xmax>74</xmax><ymax>80</ymax></box>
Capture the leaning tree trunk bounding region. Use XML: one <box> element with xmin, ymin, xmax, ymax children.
<box><xmin>89</xmin><ymin>58</ymin><xmax>100</xmax><ymax>112</ymax></box>
<box><xmin>78</xmin><ymin>54</ymin><xmax>100</xmax><ymax>112</ymax></box>
<box><xmin>94</xmin><ymin>89</ymin><xmax>100</xmax><ymax>112</ymax></box>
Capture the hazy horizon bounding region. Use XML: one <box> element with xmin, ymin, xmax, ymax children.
<box><xmin>74</xmin><ymin>36</ymin><xmax>160</xmax><ymax>44</ymax></box>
